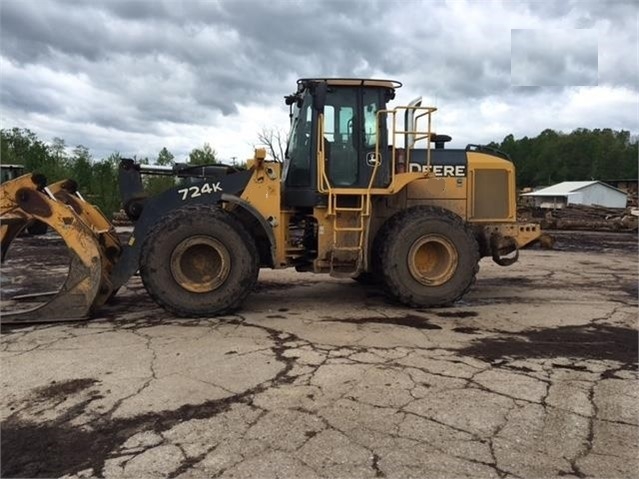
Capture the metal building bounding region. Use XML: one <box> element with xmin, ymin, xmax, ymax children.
<box><xmin>521</xmin><ymin>181</ymin><xmax>627</xmax><ymax>209</ymax></box>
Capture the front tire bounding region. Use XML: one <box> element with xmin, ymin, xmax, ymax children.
<box><xmin>379</xmin><ymin>206</ymin><xmax>479</xmax><ymax>307</ymax></box>
<box><xmin>140</xmin><ymin>205</ymin><xmax>258</xmax><ymax>317</ymax></box>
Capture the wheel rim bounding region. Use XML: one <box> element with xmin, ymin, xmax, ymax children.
<box><xmin>170</xmin><ymin>235</ymin><xmax>231</xmax><ymax>293</ymax></box>
<box><xmin>407</xmin><ymin>234</ymin><xmax>458</xmax><ymax>286</ymax></box>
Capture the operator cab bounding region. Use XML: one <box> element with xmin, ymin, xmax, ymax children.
<box><xmin>283</xmin><ymin>78</ymin><xmax>401</xmax><ymax>207</ymax></box>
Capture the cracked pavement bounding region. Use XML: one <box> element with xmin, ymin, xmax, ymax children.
<box><xmin>1</xmin><ymin>232</ymin><xmax>637</xmax><ymax>478</ymax></box>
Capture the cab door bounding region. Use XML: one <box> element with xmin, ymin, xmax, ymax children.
<box><xmin>323</xmin><ymin>87</ymin><xmax>359</xmax><ymax>187</ymax></box>
<box><xmin>361</xmin><ymin>87</ymin><xmax>390</xmax><ymax>188</ymax></box>
<box><xmin>323</xmin><ymin>87</ymin><xmax>389</xmax><ymax>189</ymax></box>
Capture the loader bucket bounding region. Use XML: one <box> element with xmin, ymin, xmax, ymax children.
<box><xmin>0</xmin><ymin>174</ymin><xmax>121</xmax><ymax>324</ymax></box>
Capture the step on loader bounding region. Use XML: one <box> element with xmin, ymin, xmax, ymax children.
<box><xmin>1</xmin><ymin>78</ymin><xmax>542</xmax><ymax>324</ymax></box>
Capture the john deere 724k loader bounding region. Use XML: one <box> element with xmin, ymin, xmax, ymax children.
<box><xmin>0</xmin><ymin>78</ymin><xmax>541</xmax><ymax>322</ymax></box>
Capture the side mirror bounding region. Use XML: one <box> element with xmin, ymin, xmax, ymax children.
<box><xmin>312</xmin><ymin>82</ymin><xmax>327</xmax><ymax>112</ymax></box>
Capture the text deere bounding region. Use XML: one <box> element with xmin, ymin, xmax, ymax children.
<box><xmin>409</xmin><ymin>163</ymin><xmax>466</xmax><ymax>177</ymax></box>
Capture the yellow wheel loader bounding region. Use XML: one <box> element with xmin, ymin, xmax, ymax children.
<box><xmin>0</xmin><ymin>78</ymin><xmax>541</xmax><ymax>322</ymax></box>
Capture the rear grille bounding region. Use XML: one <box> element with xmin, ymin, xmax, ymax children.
<box><xmin>473</xmin><ymin>169</ymin><xmax>509</xmax><ymax>219</ymax></box>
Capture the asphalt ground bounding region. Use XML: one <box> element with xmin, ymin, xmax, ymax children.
<box><xmin>1</xmin><ymin>230</ymin><xmax>637</xmax><ymax>478</ymax></box>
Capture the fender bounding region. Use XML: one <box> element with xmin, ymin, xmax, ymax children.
<box><xmin>222</xmin><ymin>193</ymin><xmax>276</xmax><ymax>268</ymax></box>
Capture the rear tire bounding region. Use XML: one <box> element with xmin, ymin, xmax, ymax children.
<box><xmin>379</xmin><ymin>206</ymin><xmax>479</xmax><ymax>307</ymax></box>
<box><xmin>140</xmin><ymin>204</ymin><xmax>258</xmax><ymax>317</ymax></box>
<box><xmin>353</xmin><ymin>272</ymin><xmax>381</xmax><ymax>285</ymax></box>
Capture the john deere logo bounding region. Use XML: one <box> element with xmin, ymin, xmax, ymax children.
<box><xmin>409</xmin><ymin>163</ymin><xmax>466</xmax><ymax>177</ymax></box>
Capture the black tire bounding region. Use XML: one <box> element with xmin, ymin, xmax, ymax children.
<box><xmin>378</xmin><ymin>206</ymin><xmax>479</xmax><ymax>307</ymax></box>
<box><xmin>353</xmin><ymin>271</ymin><xmax>381</xmax><ymax>285</ymax></box>
<box><xmin>353</xmin><ymin>223</ymin><xmax>388</xmax><ymax>285</ymax></box>
<box><xmin>140</xmin><ymin>204</ymin><xmax>258</xmax><ymax>317</ymax></box>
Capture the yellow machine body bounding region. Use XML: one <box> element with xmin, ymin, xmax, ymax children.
<box><xmin>1</xmin><ymin>78</ymin><xmax>541</xmax><ymax>321</ymax></box>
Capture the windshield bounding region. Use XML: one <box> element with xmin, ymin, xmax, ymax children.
<box><xmin>283</xmin><ymin>92</ymin><xmax>313</xmax><ymax>186</ymax></box>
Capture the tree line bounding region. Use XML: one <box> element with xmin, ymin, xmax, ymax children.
<box><xmin>486</xmin><ymin>128</ymin><xmax>637</xmax><ymax>187</ymax></box>
<box><xmin>1</xmin><ymin>126</ymin><xmax>637</xmax><ymax>217</ymax></box>
<box><xmin>0</xmin><ymin>128</ymin><xmax>219</xmax><ymax>217</ymax></box>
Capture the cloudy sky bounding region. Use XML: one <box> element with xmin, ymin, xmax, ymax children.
<box><xmin>1</xmin><ymin>0</ymin><xmax>637</xmax><ymax>163</ymax></box>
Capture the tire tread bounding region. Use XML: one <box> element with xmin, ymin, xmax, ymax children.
<box><xmin>140</xmin><ymin>204</ymin><xmax>258</xmax><ymax>317</ymax></box>
<box><xmin>378</xmin><ymin>206</ymin><xmax>479</xmax><ymax>307</ymax></box>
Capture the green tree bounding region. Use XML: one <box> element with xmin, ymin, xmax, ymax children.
<box><xmin>157</xmin><ymin>147</ymin><xmax>174</xmax><ymax>166</ymax></box>
<box><xmin>1</xmin><ymin>127</ymin><xmax>36</xmax><ymax>165</ymax></box>
<box><xmin>50</xmin><ymin>137</ymin><xmax>67</xmax><ymax>163</ymax></box>
<box><xmin>0</xmin><ymin>128</ymin><xmax>68</xmax><ymax>182</ymax></box>
<box><xmin>146</xmin><ymin>147</ymin><xmax>176</xmax><ymax>196</ymax></box>
<box><xmin>91</xmin><ymin>153</ymin><xmax>121</xmax><ymax>217</ymax></box>
<box><xmin>494</xmin><ymin>128</ymin><xmax>638</xmax><ymax>187</ymax></box>
<box><xmin>69</xmin><ymin>145</ymin><xmax>93</xmax><ymax>189</ymax></box>
<box><xmin>189</xmin><ymin>143</ymin><xmax>217</xmax><ymax>165</ymax></box>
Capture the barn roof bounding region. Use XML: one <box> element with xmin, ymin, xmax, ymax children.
<box><xmin>521</xmin><ymin>181</ymin><xmax>627</xmax><ymax>197</ymax></box>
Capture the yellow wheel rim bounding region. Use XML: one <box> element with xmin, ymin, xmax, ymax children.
<box><xmin>407</xmin><ymin>234</ymin><xmax>458</xmax><ymax>286</ymax></box>
<box><xmin>170</xmin><ymin>236</ymin><xmax>231</xmax><ymax>293</ymax></box>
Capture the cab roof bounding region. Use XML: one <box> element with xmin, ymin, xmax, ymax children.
<box><xmin>297</xmin><ymin>78</ymin><xmax>402</xmax><ymax>89</ymax></box>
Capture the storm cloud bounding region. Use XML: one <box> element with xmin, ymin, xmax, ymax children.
<box><xmin>511</xmin><ymin>29</ymin><xmax>598</xmax><ymax>86</ymax></box>
<box><xmin>0</xmin><ymin>0</ymin><xmax>636</xmax><ymax>161</ymax></box>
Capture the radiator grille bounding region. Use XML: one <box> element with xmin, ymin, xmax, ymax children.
<box><xmin>473</xmin><ymin>169</ymin><xmax>509</xmax><ymax>219</ymax></box>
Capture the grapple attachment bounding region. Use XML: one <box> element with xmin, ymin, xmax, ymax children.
<box><xmin>0</xmin><ymin>174</ymin><xmax>121</xmax><ymax>323</ymax></box>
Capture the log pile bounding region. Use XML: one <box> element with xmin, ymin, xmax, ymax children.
<box><xmin>519</xmin><ymin>204</ymin><xmax>638</xmax><ymax>231</ymax></box>
<box><xmin>111</xmin><ymin>209</ymin><xmax>133</xmax><ymax>227</ymax></box>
